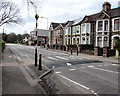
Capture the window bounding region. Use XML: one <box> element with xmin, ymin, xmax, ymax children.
<box><xmin>104</xmin><ymin>37</ymin><xmax>108</xmax><ymax>47</ymax></box>
<box><xmin>86</xmin><ymin>38</ymin><xmax>89</xmax><ymax>44</ymax></box>
<box><xmin>82</xmin><ymin>37</ymin><xmax>85</xmax><ymax>44</ymax></box>
<box><xmin>86</xmin><ymin>23</ymin><xmax>90</xmax><ymax>33</ymax></box>
<box><xmin>73</xmin><ymin>38</ymin><xmax>75</xmax><ymax>44</ymax></box>
<box><xmin>97</xmin><ymin>20</ymin><xmax>109</xmax><ymax>32</ymax></box>
<box><xmin>104</xmin><ymin>20</ymin><xmax>108</xmax><ymax>31</ymax></box>
<box><xmin>81</xmin><ymin>23</ymin><xmax>90</xmax><ymax>33</ymax></box>
<box><xmin>65</xmin><ymin>38</ymin><xmax>67</xmax><ymax>45</ymax></box>
<box><xmin>97</xmin><ymin>37</ymin><xmax>102</xmax><ymax>47</ymax></box>
<box><xmin>65</xmin><ymin>27</ymin><xmax>71</xmax><ymax>34</ymax></box>
<box><xmin>77</xmin><ymin>38</ymin><xmax>79</xmax><ymax>44</ymax></box>
<box><xmin>98</xmin><ymin>21</ymin><xmax>103</xmax><ymax>31</ymax></box>
<box><xmin>68</xmin><ymin>38</ymin><xmax>70</xmax><ymax>45</ymax></box>
<box><xmin>114</xmin><ymin>18</ymin><xmax>120</xmax><ymax>31</ymax></box>
<box><xmin>81</xmin><ymin>24</ymin><xmax>85</xmax><ymax>33</ymax></box>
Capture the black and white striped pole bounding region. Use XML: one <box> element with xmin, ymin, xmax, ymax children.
<box><xmin>35</xmin><ymin>14</ymin><xmax>39</xmax><ymax>66</ymax></box>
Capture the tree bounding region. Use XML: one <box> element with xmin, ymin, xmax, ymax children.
<box><xmin>7</xmin><ymin>33</ymin><xmax>17</xmax><ymax>43</ymax></box>
<box><xmin>0</xmin><ymin>0</ymin><xmax>22</xmax><ymax>26</ymax></box>
<box><xmin>115</xmin><ymin>39</ymin><xmax>120</xmax><ymax>50</ymax></box>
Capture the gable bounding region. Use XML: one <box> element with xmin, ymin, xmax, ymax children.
<box><xmin>97</xmin><ymin>11</ymin><xmax>110</xmax><ymax>19</ymax></box>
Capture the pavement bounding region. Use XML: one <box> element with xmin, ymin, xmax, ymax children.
<box><xmin>1</xmin><ymin>45</ymin><xmax>51</xmax><ymax>95</ymax></box>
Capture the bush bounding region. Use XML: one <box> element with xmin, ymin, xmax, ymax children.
<box><xmin>0</xmin><ymin>40</ymin><xmax>5</xmax><ymax>52</ymax></box>
<box><xmin>115</xmin><ymin>39</ymin><xmax>120</xmax><ymax>50</ymax></box>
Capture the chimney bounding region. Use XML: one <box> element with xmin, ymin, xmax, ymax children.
<box><xmin>103</xmin><ymin>2</ymin><xmax>111</xmax><ymax>11</ymax></box>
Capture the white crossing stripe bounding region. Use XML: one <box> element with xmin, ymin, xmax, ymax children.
<box><xmin>55</xmin><ymin>71</ymin><xmax>61</xmax><ymax>74</ymax></box>
<box><xmin>88</xmin><ymin>66</ymin><xmax>118</xmax><ymax>74</ymax></box>
<box><xmin>47</xmin><ymin>57</ymin><xmax>59</xmax><ymax>61</ymax></box>
<box><xmin>56</xmin><ymin>56</ymin><xmax>68</xmax><ymax>60</ymax></box>
<box><xmin>69</xmin><ymin>68</ymin><xmax>76</xmax><ymax>71</ymax></box>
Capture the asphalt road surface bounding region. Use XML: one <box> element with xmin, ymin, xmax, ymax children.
<box><xmin>4</xmin><ymin>44</ymin><xmax>119</xmax><ymax>95</ymax></box>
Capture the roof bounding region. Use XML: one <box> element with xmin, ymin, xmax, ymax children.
<box><xmin>80</xmin><ymin>13</ymin><xmax>100</xmax><ymax>24</ymax></box>
<box><xmin>50</xmin><ymin>22</ymin><xmax>60</xmax><ymax>29</ymax></box>
<box><xmin>106</xmin><ymin>7</ymin><xmax>120</xmax><ymax>18</ymax></box>
<box><xmin>72</xmin><ymin>18</ymin><xmax>82</xmax><ymax>26</ymax></box>
<box><xmin>80</xmin><ymin>7</ymin><xmax>120</xmax><ymax>23</ymax></box>
<box><xmin>64</xmin><ymin>21</ymin><xmax>74</xmax><ymax>27</ymax></box>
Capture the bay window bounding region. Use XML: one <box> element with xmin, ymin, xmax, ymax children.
<box><xmin>98</xmin><ymin>21</ymin><xmax>103</xmax><ymax>31</ymax></box>
<box><xmin>104</xmin><ymin>20</ymin><xmax>108</xmax><ymax>31</ymax></box>
<box><xmin>97</xmin><ymin>20</ymin><xmax>109</xmax><ymax>32</ymax></box>
<box><xmin>81</xmin><ymin>24</ymin><xmax>85</xmax><ymax>33</ymax></box>
<box><xmin>113</xmin><ymin>18</ymin><xmax>120</xmax><ymax>31</ymax></box>
<box><xmin>97</xmin><ymin>37</ymin><xmax>102</xmax><ymax>47</ymax></box>
<box><xmin>81</xmin><ymin>23</ymin><xmax>90</xmax><ymax>33</ymax></box>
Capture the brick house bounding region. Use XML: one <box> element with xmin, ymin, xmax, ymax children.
<box><xmin>95</xmin><ymin>2</ymin><xmax>120</xmax><ymax>49</ymax></box>
<box><xmin>49</xmin><ymin>22</ymin><xmax>60</xmax><ymax>48</ymax></box>
<box><xmin>64</xmin><ymin>21</ymin><xmax>74</xmax><ymax>45</ymax></box>
<box><xmin>48</xmin><ymin>2</ymin><xmax>120</xmax><ymax>56</ymax></box>
<box><xmin>79</xmin><ymin>13</ymin><xmax>99</xmax><ymax>46</ymax></box>
<box><xmin>71</xmin><ymin>18</ymin><xmax>81</xmax><ymax>45</ymax></box>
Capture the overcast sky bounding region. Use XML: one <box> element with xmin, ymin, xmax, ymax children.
<box><xmin>1</xmin><ymin>0</ymin><xmax>120</xmax><ymax>34</ymax></box>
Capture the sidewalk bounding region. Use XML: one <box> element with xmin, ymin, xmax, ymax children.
<box><xmin>2</xmin><ymin>45</ymin><xmax>50</xmax><ymax>94</ymax></box>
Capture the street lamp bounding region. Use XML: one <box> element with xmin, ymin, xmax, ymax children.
<box><xmin>41</xmin><ymin>16</ymin><xmax>49</xmax><ymax>49</ymax></box>
<box><xmin>35</xmin><ymin>14</ymin><xmax>39</xmax><ymax>66</ymax></box>
<box><xmin>41</xmin><ymin>16</ymin><xmax>48</xmax><ymax>30</ymax></box>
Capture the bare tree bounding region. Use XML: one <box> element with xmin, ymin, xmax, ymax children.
<box><xmin>0</xmin><ymin>1</ymin><xmax>22</xmax><ymax>26</ymax></box>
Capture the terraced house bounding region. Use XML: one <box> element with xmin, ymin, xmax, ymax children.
<box><xmin>49</xmin><ymin>2</ymin><xmax>120</xmax><ymax>56</ymax></box>
<box><xmin>95</xmin><ymin>2</ymin><xmax>120</xmax><ymax>49</ymax></box>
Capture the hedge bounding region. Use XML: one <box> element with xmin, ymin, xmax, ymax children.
<box><xmin>115</xmin><ymin>39</ymin><xmax>120</xmax><ymax>50</ymax></box>
<box><xmin>0</xmin><ymin>40</ymin><xmax>5</xmax><ymax>52</ymax></box>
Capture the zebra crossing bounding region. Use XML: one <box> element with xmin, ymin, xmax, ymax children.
<box><xmin>47</xmin><ymin>55</ymin><xmax>90</xmax><ymax>61</ymax></box>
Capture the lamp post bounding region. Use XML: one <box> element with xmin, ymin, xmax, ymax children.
<box><xmin>35</xmin><ymin>14</ymin><xmax>39</xmax><ymax>66</ymax></box>
<box><xmin>41</xmin><ymin>16</ymin><xmax>48</xmax><ymax>30</ymax></box>
<box><xmin>41</xmin><ymin>16</ymin><xmax>49</xmax><ymax>49</ymax></box>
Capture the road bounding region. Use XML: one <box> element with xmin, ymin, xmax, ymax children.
<box><xmin>4</xmin><ymin>44</ymin><xmax>119</xmax><ymax>95</ymax></box>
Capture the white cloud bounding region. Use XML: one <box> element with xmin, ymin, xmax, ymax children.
<box><xmin>1</xmin><ymin>0</ymin><xmax>120</xmax><ymax>34</ymax></box>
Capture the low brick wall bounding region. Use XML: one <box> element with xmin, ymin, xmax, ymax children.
<box><xmin>109</xmin><ymin>49</ymin><xmax>115</xmax><ymax>56</ymax></box>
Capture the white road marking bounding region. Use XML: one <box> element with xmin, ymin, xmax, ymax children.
<box><xmin>47</xmin><ymin>57</ymin><xmax>59</xmax><ymax>61</ymax></box>
<box><xmin>111</xmin><ymin>64</ymin><xmax>118</xmax><ymax>66</ymax></box>
<box><xmin>56</xmin><ymin>56</ymin><xmax>68</xmax><ymax>60</ymax></box>
<box><xmin>66</xmin><ymin>63</ymin><xmax>72</xmax><ymax>66</ymax></box>
<box><xmin>25</xmin><ymin>55</ymin><xmax>28</xmax><ymax>57</ymax></box>
<box><xmin>55</xmin><ymin>71</ymin><xmax>61</xmax><ymax>74</ymax></box>
<box><xmin>69</xmin><ymin>68</ymin><xmax>76</xmax><ymax>71</ymax></box>
<box><xmin>9</xmin><ymin>56</ymin><xmax>12</xmax><ymax>58</ymax></box>
<box><xmin>17</xmin><ymin>56</ymin><xmax>21</xmax><ymax>60</ymax></box>
<box><xmin>88</xmin><ymin>66</ymin><xmax>94</xmax><ymax>68</ymax></box>
<box><xmin>57</xmin><ymin>74</ymin><xmax>99</xmax><ymax>96</ymax></box>
<box><xmin>98</xmin><ymin>65</ymin><xmax>102</xmax><ymax>66</ymax></box>
<box><xmin>88</xmin><ymin>66</ymin><xmax>118</xmax><ymax>74</ymax></box>
<box><xmin>81</xmin><ymin>67</ymin><xmax>86</xmax><ymax>69</ymax></box>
